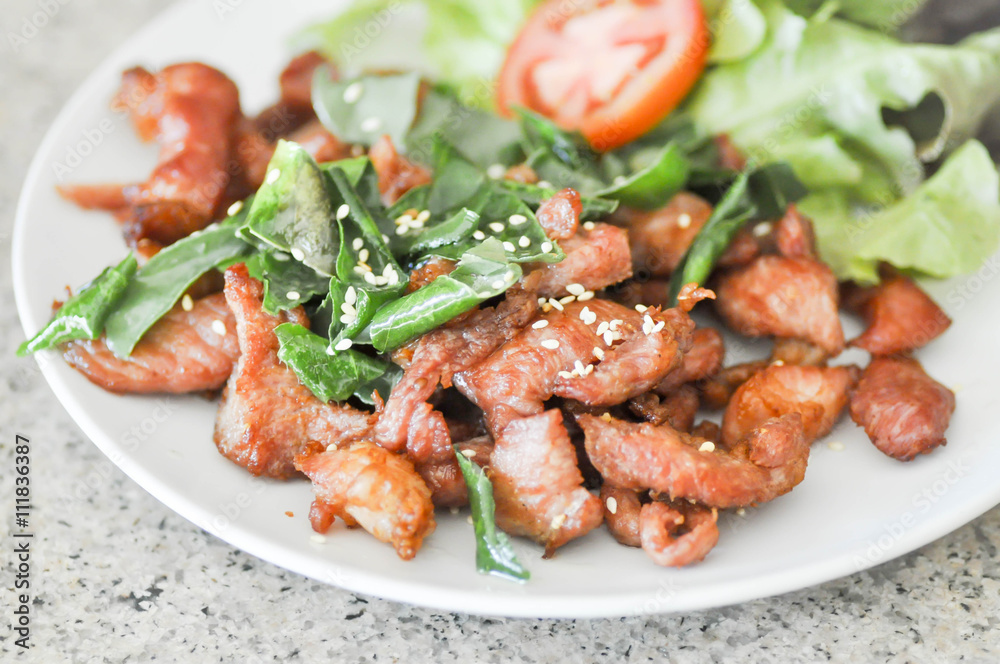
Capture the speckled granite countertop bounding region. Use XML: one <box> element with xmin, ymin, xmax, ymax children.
<box><xmin>2</xmin><ymin>1</ymin><xmax>999</xmax><ymax>662</ymax></box>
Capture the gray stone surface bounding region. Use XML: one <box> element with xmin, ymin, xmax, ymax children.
<box><xmin>2</xmin><ymin>0</ymin><xmax>999</xmax><ymax>662</ymax></box>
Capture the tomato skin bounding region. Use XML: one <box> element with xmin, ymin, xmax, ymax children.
<box><xmin>497</xmin><ymin>0</ymin><xmax>710</xmax><ymax>152</ymax></box>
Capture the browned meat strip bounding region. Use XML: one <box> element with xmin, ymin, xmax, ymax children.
<box><xmin>535</xmin><ymin>188</ymin><xmax>581</xmax><ymax>240</ymax></box>
<box><xmin>63</xmin><ymin>293</ymin><xmax>238</xmax><ymax>394</ymax></box>
<box><xmin>295</xmin><ymin>441</ymin><xmax>436</xmax><ymax>560</ymax></box>
<box><xmin>605</xmin><ymin>278</ymin><xmax>673</xmax><ymax>310</ymax></box>
<box><xmin>489</xmin><ymin>410</ymin><xmax>603</xmax><ymax>554</ymax></box>
<box><xmin>722</xmin><ymin>365</ymin><xmax>860</xmax><ymax>447</ymax></box>
<box><xmin>639</xmin><ymin>501</ymin><xmax>719</xmax><ymax>567</ymax></box>
<box><xmin>770</xmin><ymin>338</ymin><xmax>830</xmax><ymax>366</ymax></box>
<box><xmin>253</xmin><ymin>51</ymin><xmax>330</xmax><ymax>136</ymax></box>
<box><xmin>533</xmin><ymin>223</ymin><xmax>632</xmax><ymax>297</ymax></box>
<box><xmin>374</xmin><ymin>285</ymin><xmax>538</xmax><ymax>458</ymax></box>
<box><xmin>407</xmin><ymin>256</ymin><xmax>457</xmax><ymax>293</ymax></box>
<box><xmin>59</xmin><ymin>64</ymin><xmax>245</xmax><ymax>247</ymax></box>
<box><xmin>657</xmin><ymin>327</ymin><xmax>724</xmax><ymax>393</ymax></box>
<box><xmin>774</xmin><ymin>205</ymin><xmax>816</xmax><ymax>258</ymax></box>
<box><xmin>369</xmin><ymin>135</ymin><xmax>432</xmax><ymax>205</ymax></box>
<box><xmin>715</xmin><ymin>255</ymin><xmax>844</xmax><ymax>355</ymax></box>
<box><xmin>600</xmin><ymin>484</ymin><xmax>643</xmax><ymax>547</ymax></box>
<box><xmin>213</xmin><ymin>265</ymin><xmax>374</xmax><ymax>478</ymax></box>
<box><xmin>580</xmin><ymin>413</ymin><xmax>809</xmax><ymax>508</ymax></box>
<box><xmin>716</xmin><ymin>227</ymin><xmax>761</xmax><ymax>268</ymax></box>
<box><xmin>629</xmin><ymin>386</ymin><xmax>699</xmax><ymax>432</ymax></box>
<box><xmin>455</xmin><ymin>299</ymin><xmax>694</xmax><ymax>432</ymax></box>
<box><xmin>416</xmin><ymin>436</ymin><xmax>493</xmax><ymax>508</ymax></box>
<box><xmin>619</xmin><ymin>192</ymin><xmax>712</xmax><ymax>277</ymax></box>
<box><xmin>844</xmin><ymin>276</ymin><xmax>951</xmax><ymax>356</ymax></box>
<box><xmin>849</xmin><ymin>356</ymin><xmax>955</xmax><ymax>461</ymax></box>
<box><xmin>698</xmin><ymin>360</ymin><xmax>771</xmax><ymax>410</ymax></box>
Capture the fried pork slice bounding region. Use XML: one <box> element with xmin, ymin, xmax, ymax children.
<box><xmin>581</xmin><ymin>413</ymin><xmax>809</xmax><ymax>508</ymax></box>
<box><xmin>844</xmin><ymin>276</ymin><xmax>951</xmax><ymax>356</ymax></box>
<box><xmin>489</xmin><ymin>410</ymin><xmax>603</xmax><ymax>554</ymax></box>
<box><xmin>600</xmin><ymin>484</ymin><xmax>643</xmax><ymax>547</ymax></box>
<box><xmin>722</xmin><ymin>365</ymin><xmax>860</xmax><ymax>447</ymax></box>
<box><xmin>533</xmin><ymin>223</ymin><xmax>633</xmax><ymax>297</ymax></box>
<box><xmin>369</xmin><ymin>135</ymin><xmax>432</xmax><ymax>205</ymax></box>
<box><xmin>849</xmin><ymin>356</ymin><xmax>955</xmax><ymax>461</ymax></box>
<box><xmin>714</xmin><ymin>255</ymin><xmax>845</xmax><ymax>355</ymax></box>
<box><xmin>214</xmin><ymin>265</ymin><xmax>374</xmax><ymax>479</ymax></box>
<box><xmin>774</xmin><ymin>205</ymin><xmax>817</xmax><ymax>259</ymax></box>
<box><xmin>374</xmin><ymin>285</ymin><xmax>538</xmax><ymax>458</ymax></box>
<box><xmin>640</xmin><ymin>501</ymin><xmax>719</xmax><ymax>567</ymax></box>
<box><xmin>656</xmin><ymin>327</ymin><xmax>724</xmax><ymax>394</ymax></box>
<box><xmin>618</xmin><ymin>192</ymin><xmax>713</xmax><ymax>277</ymax></box>
<box><xmin>253</xmin><ymin>51</ymin><xmax>330</xmax><ymax>136</ymax></box>
<box><xmin>535</xmin><ymin>188</ymin><xmax>582</xmax><ymax>240</ymax></box>
<box><xmin>770</xmin><ymin>338</ymin><xmax>830</xmax><ymax>366</ymax></box>
<box><xmin>63</xmin><ymin>293</ymin><xmax>238</xmax><ymax>394</ymax></box>
<box><xmin>416</xmin><ymin>436</ymin><xmax>493</xmax><ymax>508</ymax></box>
<box><xmin>295</xmin><ymin>441</ymin><xmax>436</xmax><ymax>560</ymax></box>
<box><xmin>60</xmin><ymin>64</ymin><xmax>244</xmax><ymax>247</ymax></box>
<box><xmin>629</xmin><ymin>386</ymin><xmax>699</xmax><ymax>432</ymax></box>
<box><xmin>454</xmin><ymin>299</ymin><xmax>694</xmax><ymax>432</ymax></box>
<box><xmin>698</xmin><ymin>360</ymin><xmax>771</xmax><ymax>410</ymax></box>
<box><xmin>605</xmin><ymin>278</ymin><xmax>674</xmax><ymax>310</ymax></box>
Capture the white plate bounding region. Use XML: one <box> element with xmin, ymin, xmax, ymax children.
<box><xmin>13</xmin><ymin>0</ymin><xmax>1000</xmax><ymax>619</ymax></box>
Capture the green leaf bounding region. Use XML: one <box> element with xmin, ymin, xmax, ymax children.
<box><xmin>364</xmin><ymin>239</ymin><xmax>522</xmax><ymax>352</ymax></box>
<box><xmin>354</xmin><ymin>362</ymin><xmax>403</xmax><ymax>405</ymax></box>
<box><xmin>595</xmin><ymin>142</ymin><xmax>691</xmax><ymax>210</ymax></box>
<box><xmin>18</xmin><ymin>254</ymin><xmax>137</xmax><ymax>356</ymax></box>
<box><xmin>245</xmin><ymin>251</ymin><xmax>331</xmax><ymax>315</ymax></box>
<box><xmin>454</xmin><ymin>448</ymin><xmax>530</xmax><ymax>583</ymax></box>
<box><xmin>494</xmin><ymin>180</ymin><xmax>618</xmax><ymax>221</ymax></box>
<box><xmin>246</xmin><ymin>140</ymin><xmax>340</xmax><ymax>276</ymax></box>
<box><xmin>274</xmin><ymin>322</ymin><xmax>391</xmax><ymax>403</ymax></box>
<box><xmin>393</xmin><ymin>207</ymin><xmax>480</xmax><ymax>256</ymax></box>
<box><xmin>312</xmin><ymin>72</ymin><xmax>422</xmax><ymax>149</ymax></box>
<box><xmin>104</xmin><ymin>212</ymin><xmax>252</xmax><ymax>357</ymax></box>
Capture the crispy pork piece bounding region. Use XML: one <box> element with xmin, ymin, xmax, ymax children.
<box><xmin>629</xmin><ymin>386</ymin><xmax>699</xmax><ymax>432</ymax></box>
<box><xmin>656</xmin><ymin>327</ymin><xmax>725</xmax><ymax>394</ymax></box>
<box><xmin>536</xmin><ymin>187</ymin><xmax>582</xmax><ymax>240</ymax></box>
<box><xmin>774</xmin><ymin>205</ymin><xmax>816</xmax><ymax>259</ymax></box>
<box><xmin>63</xmin><ymin>293</ymin><xmax>238</xmax><ymax>394</ymax></box>
<box><xmin>714</xmin><ymin>255</ymin><xmax>845</xmax><ymax>355</ymax></box>
<box><xmin>455</xmin><ymin>299</ymin><xmax>694</xmax><ymax>432</ymax></box>
<box><xmin>605</xmin><ymin>278</ymin><xmax>673</xmax><ymax>311</ymax></box>
<box><xmin>489</xmin><ymin>410</ymin><xmax>603</xmax><ymax>554</ymax></box>
<box><xmin>369</xmin><ymin>135</ymin><xmax>432</xmax><ymax>205</ymax></box>
<box><xmin>849</xmin><ymin>356</ymin><xmax>955</xmax><ymax>461</ymax></box>
<box><xmin>60</xmin><ymin>64</ymin><xmax>244</xmax><ymax>247</ymax></box>
<box><xmin>406</xmin><ymin>256</ymin><xmax>457</xmax><ymax>293</ymax></box>
<box><xmin>533</xmin><ymin>223</ymin><xmax>633</xmax><ymax>297</ymax></box>
<box><xmin>600</xmin><ymin>484</ymin><xmax>643</xmax><ymax>547</ymax></box>
<box><xmin>722</xmin><ymin>364</ymin><xmax>860</xmax><ymax>447</ymax></box>
<box><xmin>697</xmin><ymin>360</ymin><xmax>771</xmax><ymax>410</ymax></box>
<box><xmin>844</xmin><ymin>276</ymin><xmax>951</xmax><ymax>356</ymax></box>
<box><xmin>581</xmin><ymin>413</ymin><xmax>809</xmax><ymax>508</ymax></box>
<box><xmin>415</xmin><ymin>436</ymin><xmax>493</xmax><ymax>508</ymax></box>
<box><xmin>213</xmin><ymin>265</ymin><xmax>374</xmax><ymax>479</ymax></box>
<box><xmin>253</xmin><ymin>51</ymin><xmax>329</xmax><ymax>136</ymax></box>
<box><xmin>618</xmin><ymin>192</ymin><xmax>713</xmax><ymax>277</ymax></box>
<box><xmin>639</xmin><ymin>501</ymin><xmax>719</xmax><ymax>567</ymax></box>
<box><xmin>296</xmin><ymin>441</ymin><xmax>436</xmax><ymax>560</ymax></box>
<box><xmin>716</xmin><ymin>227</ymin><xmax>761</xmax><ymax>268</ymax></box>
<box><xmin>770</xmin><ymin>338</ymin><xmax>830</xmax><ymax>366</ymax></box>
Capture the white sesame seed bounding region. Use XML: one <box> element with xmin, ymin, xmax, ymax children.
<box><xmin>342</xmin><ymin>81</ymin><xmax>364</xmax><ymax>104</ymax></box>
<box><xmin>652</xmin><ymin>321</ymin><xmax>665</xmax><ymax>333</ymax></box>
<box><xmin>542</xmin><ymin>302</ymin><xmax>553</xmax><ymax>313</ymax></box>
<box><xmin>503</xmin><ymin>241</ymin><xmax>516</xmax><ymax>252</ymax></box>
<box><xmin>472</xmin><ymin>230</ymin><xmax>486</xmax><ymax>241</ymax></box>
<box><xmin>699</xmin><ymin>441</ymin><xmax>716</xmax><ymax>453</ymax></box>
<box><xmin>613</xmin><ymin>175</ymin><xmax>628</xmax><ymax>186</ymax></box>
<box><xmin>532</xmin><ymin>320</ymin><xmax>549</xmax><ymax>329</ymax></box>
<box><xmin>489</xmin><ymin>222</ymin><xmax>506</xmax><ymax>233</ymax></box>
<box><xmin>558</xmin><ymin>370</ymin><xmax>573</xmax><ymax>379</ymax></box>
<box><xmin>310</xmin><ymin>533</ymin><xmax>327</xmax><ymax>544</ymax></box>
<box><xmin>345</xmin><ymin>286</ymin><xmax>357</xmax><ymax>306</ymax></box>
<box><xmin>486</xmin><ymin>163</ymin><xmax>506</xmax><ymax>179</ymax></box>
<box><xmin>363</xmin><ymin>271</ymin><xmax>377</xmax><ymax>285</ymax></box>
<box><xmin>753</xmin><ymin>222</ymin><xmax>773</xmax><ymax>238</ymax></box>
<box><xmin>577</xmin><ymin>291</ymin><xmax>594</xmax><ymax>301</ymax></box>
<box><xmin>336</xmin><ymin>203</ymin><xmax>351</xmax><ymax>220</ymax></box>
<box><xmin>548</xmin><ymin>298</ymin><xmax>564</xmax><ymax>312</ymax></box>
<box><xmin>737</xmin><ymin>508</ymin><xmax>746</xmax><ymax>516</ymax></box>
<box><xmin>541</xmin><ymin>241</ymin><xmax>553</xmax><ymax>253</ymax></box>
<box><xmin>461</xmin><ymin>448</ymin><xmax>476</xmax><ymax>458</ymax></box>
<box><xmin>677</xmin><ymin>213</ymin><xmax>692</xmax><ymax>229</ymax></box>
<box><xmin>290</xmin><ymin>247</ymin><xmax>305</xmax><ymax>261</ymax></box>
<box><xmin>211</xmin><ymin>320</ymin><xmax>227</xmax><ymax>336</ymax></box>
<box><xmin>537</xmin><ymin>180</ymin><xmax>553</xmax><ymax>189</ymax></box>
<box><xmin>593</xmin><ymin>347</ymin><xmax>605</xmax><ymax>360</ymax></box>
<box><xmin>382</xmin><ymin>234</ymin><xmax>390</xmax><ymax>243</ymax></box>
<box><xmin>226</xmin><ymin>200</ymin><xmax>244</xmax><ymax>216</ymax></box>
<box><xmin>265</xmin><ymin>169</ymin><xmax>281</xmax><ymax>184</ymax></box>
<box><xmin>491</xmin><ymin>279</ymin><xmax>505</xmax><ymax>290</ymax></box>
<box><xmin>387</xmin><ymin>270</ymin><xmax>400</xmax><ymax>286</ymax></box>
<box><xmin>643</xmin><ymin>320</ymin><xmax>654</xmax><ymax>335</ymax></box>
<box><xmin>574</xmin><ymin>360</ymin><xmax>586</xmax><ymax>375</ymax></box>
<box><xmin>358</xmin><ymin>248</ymin><xmax>370</xmax><ymax>263</ymax></box>
<box><xmin>286</xmin><ymin>290</ymin><xmax>301</xmax><ymax>301</ymax></box>
<box><xmin>558</xmin><ymin>295</ymin><xmax>576</xmax><ymax>305</ymax></box>
<box><xmin>610</xmin><ymin>319</ymin><xmax>623</xmax><ymax>331</ymax></box>
<box><xmin>509</xmin><ymin>214</ymin><xmax>527</xmax><ymax>226</ymax></box>
<box><xmin>326</xmin><ymin>346</ymin><xmax>336</xmax><ymax>356</ymax></box>
<box><xmin>334</xmin><ymin>338</ymin><xmax>353</xmax><ymax>351</ymax></box>
<box><xmin>181</xmin><ymin>294</ymin><xmax>193</xmax><ymax>311</ymax></box>
<box><xmin>518</xmin><ymin>235</ymin><xmax>531</xmax><ymax>248</ymax></box>
<box><xmin>551</xmin><ymin>513</ymin><xmax>567</xmax><ymax>530</ymax></box>
<box><xmin>272</xmin><ymin>251</ymin><xmax>290</xmax><ymax>261</ymax></box>
<box><xmin>596</xmin><ymin>321</ymin><xmax>610</xmax><ymax>335</ymax></box>
<box><xmin>339</xmin><ymin>313</ymin><xmax>356</xmax><ymax>325</ymax></box>
<box><xmin>395</xmin><ymin>225</ymin><xmax>410</xmax><ymax>235</ymax></box>
<box><xmin>352</xmin><ymin>238</ymin><xmax>364</xmax><ymax>251</ymax></box>
<box><xmin>566</xmin><ymin>283</ymin><xmax>586</xmax><ymax>296</ymax></box>
<box><xmin>606</xmin><ymin>497</ymin><xmax>618</xmax><ymax>514</ymax></box>
<box><xmin>504</xmin><ymin>270</ymin><xmax>516</xmax><ymax>282</ymax></box>
<box><xmin>580</xmin><ymin>307</ymin><xmax>597</xmax><ymax>325</ymax></box>
<box><xmin>373</xmin><ymin>275</ymin><xmax>388</xmax><ymax>286</ymax></box>
<box><xmin>360</xmin><ymin>117</ymin><xmax>382</xmax><ymax>133</ymax></box>
<box><xmin>341</xmin><ymin>302</ymin><xmax>357</xmax><ymax>316</ymax></box>
<box><xmin>395</xmin><ymin>213</ymin><xmax>414</xmax><ymax>226</ymax></box>
<box><xmin>582</xmin><ymin>221</ymin><xmax>595</xmax><ymax>231</ymax></box>
<box><xmin>773</xmin><ymin>359</ymin><xmax>785</xmax><ymax>367</ymax></box>
<box><xmin>416</xmin><ymin>209</ymin><xmax>431</xmax><ymax>223</ymax></box>
<box><xmin>634</xmin><ymin>304</ymin><xmax>648</xmax><ymax>313</ymax></box>
<box><xmin>603</xmin><ymin>331</ymin><xmax>615</xmax><ymax>346</ymax></box>
<box><xmin>352</xmin><ymin>266</ymin><xmax>368</xmax><ymax>276</ymax></box>
<box><xmin>827</xmin><ymin>441</ymin><xmax>845</xmax><ymax>452</ymax></box>
<box><xmin>541</xmin><ymin>339</ymin><xmax>560</xmax><ymax>350</ymax></box>
<box><xmin>382</xmin><ymin>264</ymin><xmax>394</xmax><ymax>278</ymax></box>
<box><xmin>467</xmin><ymin>515</ymin><xmax>474</xmax><ymax>525</ymax></box>
<box><xmin>584</xmin><ymin>364</ymin><xmax>594</xmax><ymax>375</ymax></box>
<box><xmin>477</xmin><ymin>291</ymin><xmax>493</xmax><ymax>298</ymax></box>
<box><xmin>538</xmin><ymin>297</ymin><xmax>548</xmax><ymax>306</ymax></box>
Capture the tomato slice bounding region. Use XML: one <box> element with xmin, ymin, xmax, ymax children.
<box><xmin>498</xmin><ymin>0</ymin><xmax>709</xmax><ymax>151</ymax></box>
